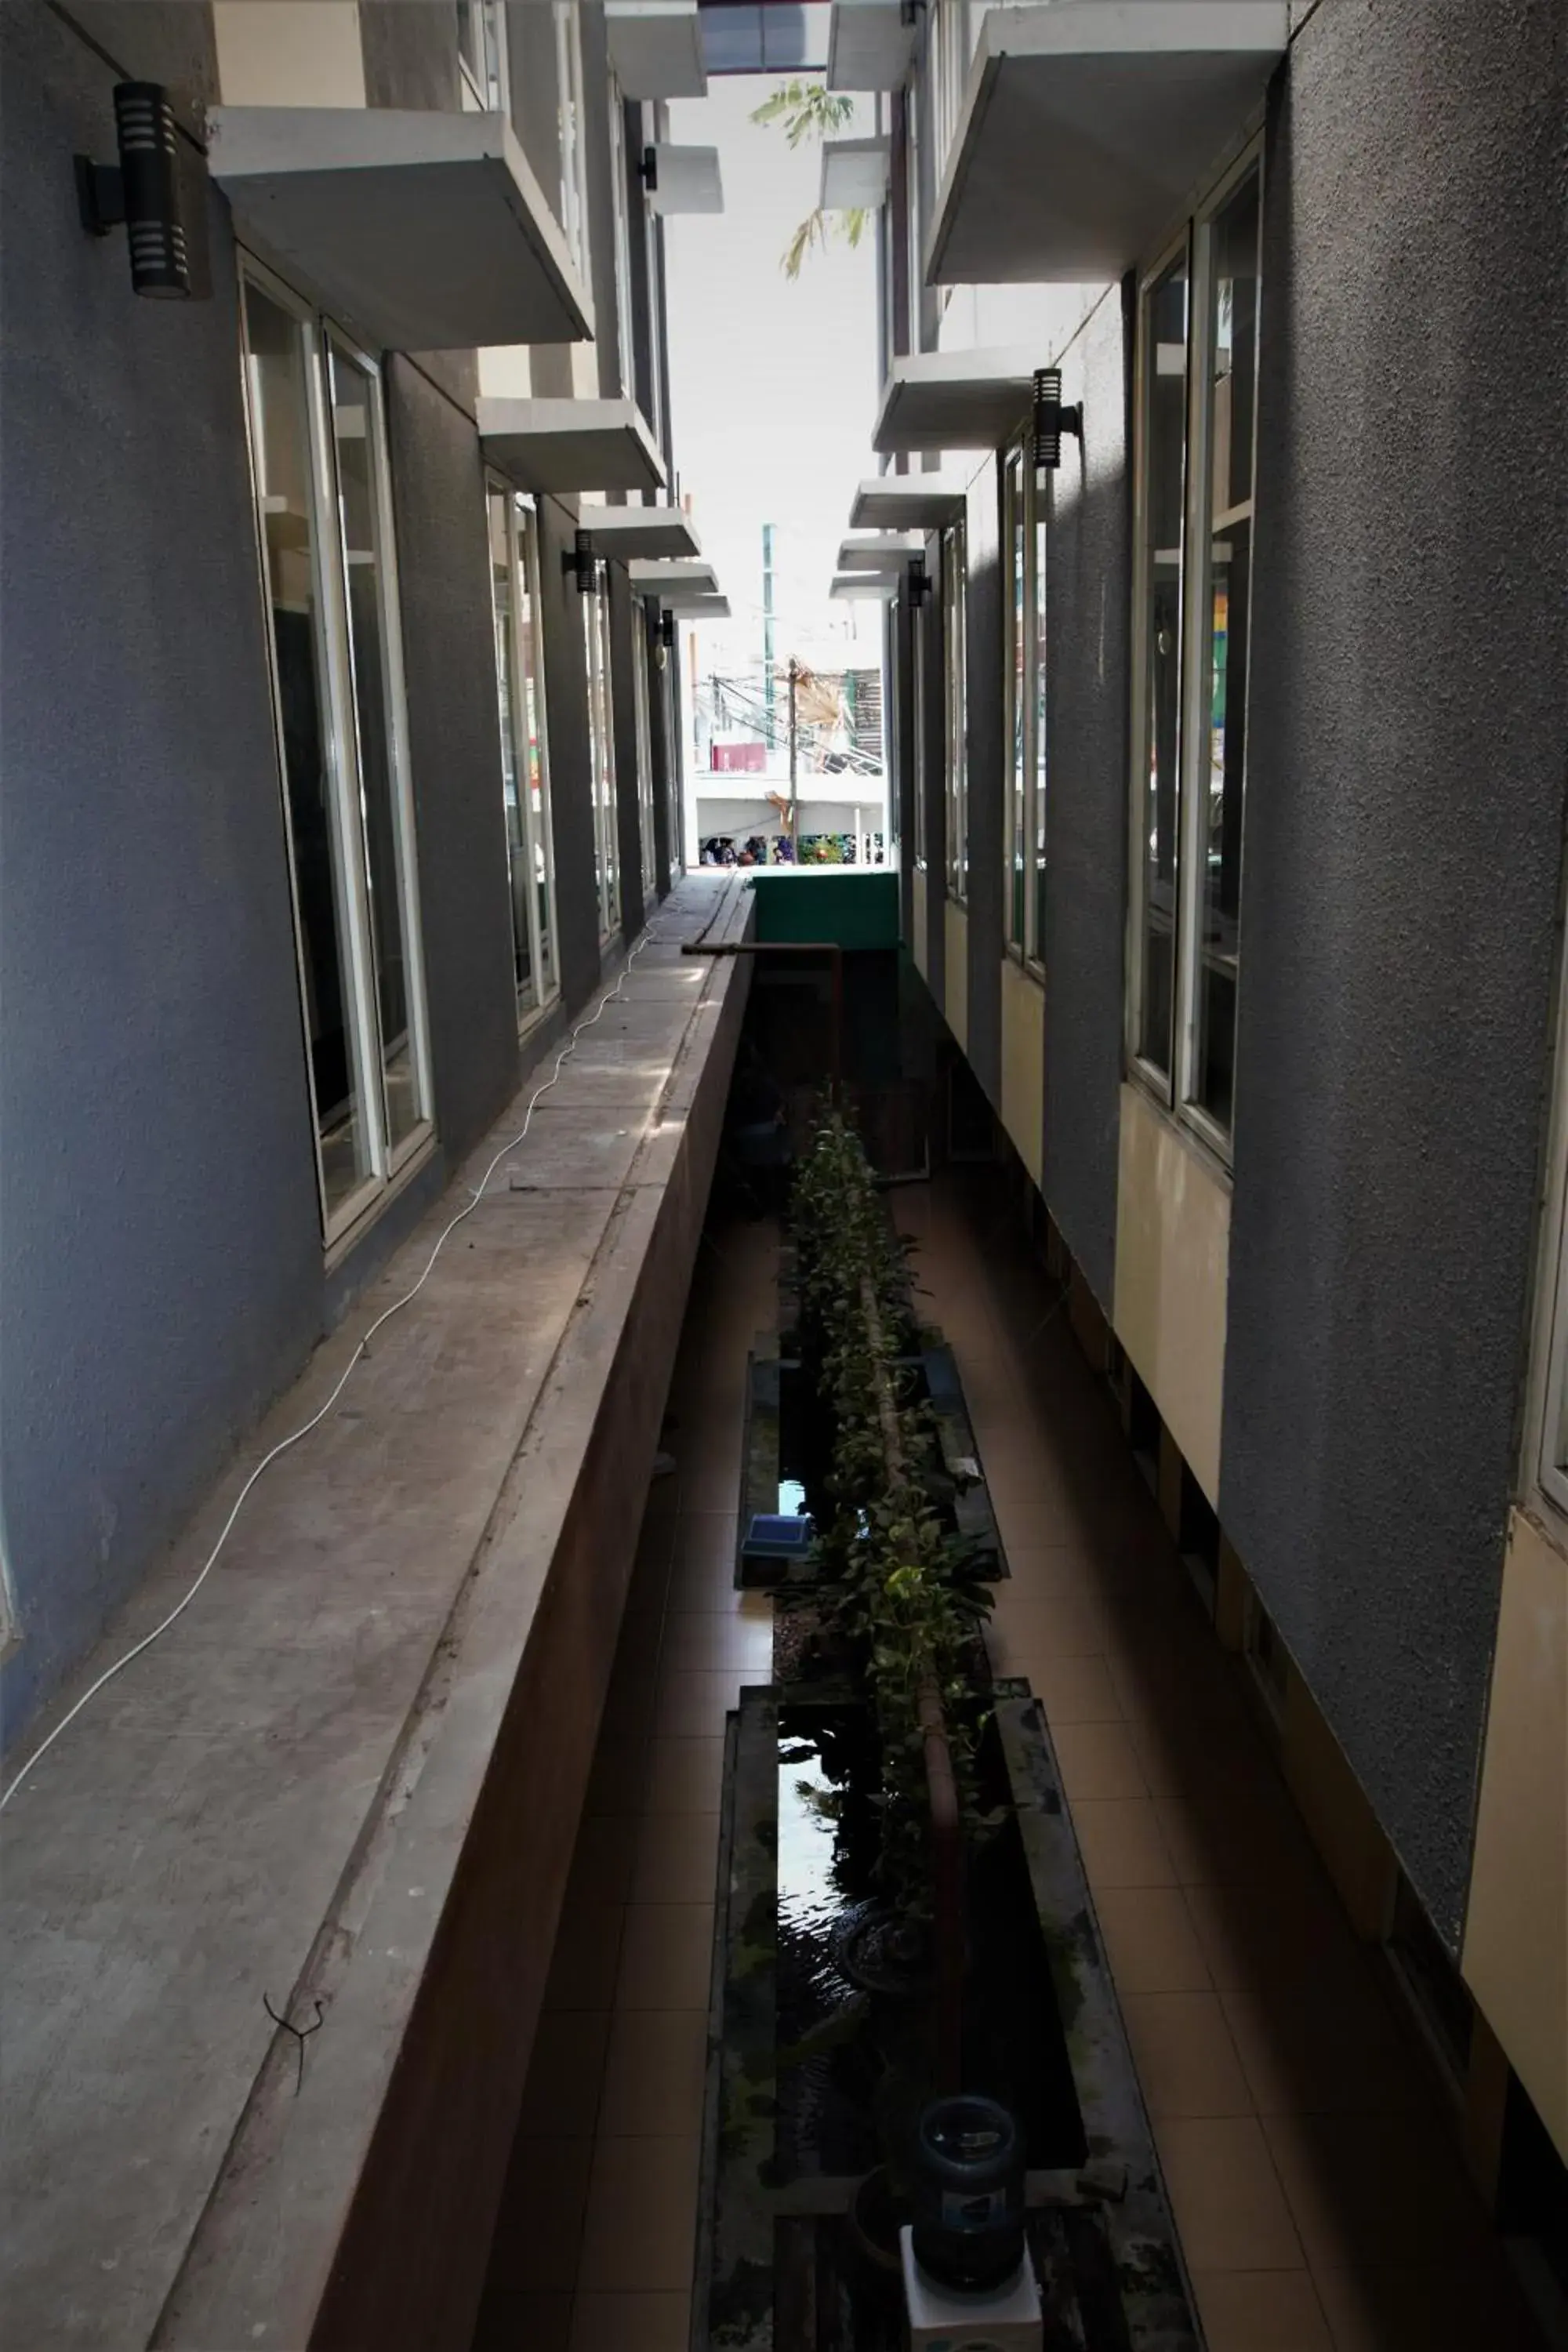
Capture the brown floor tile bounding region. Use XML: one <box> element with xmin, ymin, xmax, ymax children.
<box><xmin>1155</xmin><ymin>2116</ymin><xmax>1305</xmax><ymax>2271</ymax></box>
<box><xmin>516</xmin><ymin>2007</ymin><xmax>613</xmax><ymax>2139</ymax></box>
<box><xmin>564</xmin><ymin>1814</ymin><xmax>637</xmax><ymax>1910</ymax></box>
<box><xmin>677</xmin><ymin>1458</ymin><xmax>745</xmax><ymax>1514</ymax></box>
<box><xmin>641</xmin><ymin>1736</ymin><xmax>726</xmax><ymax>1815</ymax></box>
<box><xmin>655</xmin><ymin>1668</ymin><xmax>749</xmax><ymax>1735</ymax></box>
<box><xmin>1191</xmin><ymin>2268</ymin><xmax>1332</xmax><ymax>2350</ymax></box>
<box><xmin>486</xmin><ymin>2136</ymin><xmax>596</xmax><ymax>2291</ymax></box>
<box><xmin>665</xmin><ymin>1552</ymin><xmax>742</xmax><ymax>1610</ymax></box>
<box><xmin>1312</xmin><ymin>2259</ymin><xmax>1546</xmax><ymax>2352</ymax></box>
<box><xmin>669</xmin><ymin>1512</ymin><xmax>740</xmax><ymax>1572</ymax></box>
<box><xmin>986</xmin><ymin>1590</ymin><xmax>1112</xmax><ymax>1661</ymax></box>
<box><xmin>1182</xmin><ymin>1875</ymin><xmax>1364</xmax><ymax>1998</ymax></box>
<box><xmin>543</xmin><ymin>1903</ymin><xmax>626</xmax><ymax>2013</ymax></box>
<box><xmin>1013</xmin><ymin>1648</ymin><xmax>1123</xmax><ymax>1724</ymax></box>
<box><xmin>1259</xmin><ymin>2111</ymin><xmax>1494</xmax><ymax>2275</ymax></box>
<box><xmin>1091</xmin><ymin>1886</ymin><xmax>1212</xmax><ymax>1994</ymax></box>
<box><xmin>1152</xmin><ymin>1788</ymin><xmax>1311</xmax><ymax>1888</ymax></box>
<box><xmin>472</xmin><ymin>2286</ymin><xmax>573</xmax><ymax>2352</ymax></box>
<box><xmin>1070</xmin><ymin>1797</ymin><xmax>1181</xmax><ymax>1890</ymax></box>
<box><xmin>568</xmin><ymin>2292</ymin><xmax>691</xmax><ymax>2352</ymax></box>
<box><xmin>585</xmin><ymin>1738</ymin><xmax>648</xmax><ymax>1819</ymax></box>
<box><xmin>1121</xmin><ymin>1991</ymin><xmax>1254</xmax><ymax>2119</ymax></box>
<box><xmin>1218</xmin><ymin>1975</ymin><xmax>1430</xmax><ymax>2119</ymax></box>
<box><xmin>614</xmin><ymin>1904</ymin><xmax>715</xmax><ymax>2009</ymax></box>
<box><xmin>630</xmin><ymin>1811</ymin><xmax>722</xmax><ymax>1904</ymax></box>
<box><xmin>659</xmin><ymin>1611</ymin><xmax>774</xmax><ymax>1673</ymax></box>
<box><xmin>1051</xmin><ymin>1717</ymin><xmax>1149</xmax><ymax>1802</ymax></box>
<box><xmin>577</xmin><ymin>2136</ymin><xmax>699</xmax><ymax>2292</ymax></box>
<box><xmin>1123</xmin><ymin>1700</ymin><xmax>1270</xmax><ymax>1802</ymax></box>
<box><xmin>597</xmin><ymin>2007</ymin><xmax>709</xmax><ymax>2138</ymax></box>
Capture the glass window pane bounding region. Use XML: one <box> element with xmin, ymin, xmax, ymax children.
<box><xmin>242</xmin><ymin>281</ymin><xmax>371</xmax><ymax>1218</ymax></box>
<box><xmin>487</xmin><ymin>488</ymin><xmax>537</xmax><ymax>1015</ymax></box>
<box><xmin>517</xmin><ymin>510</ymin><xmax>556</xmax><ymax>1000</ymax></box>
<box><xmin>1007</xmin><ymin>456</ymin><xmax>1026</xmax><ymax>948</ymax></box>
<box><xmin>944</xmin><ymin>524</ymin><xmax>967</xmax><ymax>899</ymax></box>
<box><xmin>1192</xmin><ymin>167</ymin><xmax>1261</xmax><ymax>1133</ymax></box>
<box><xmin>328</xmin><ymin>346</ymin><xmax>423</xmax><ymax>1156</ymax></box>
<box><xmin>1138</xmin><ymin>248</ymin><xmax>1189</xmax><ymax>1077</ymax></box>
<box><xmin>912</xmin><ymin>598</ymin><xmax>927</xmax><ymax>864</ymax></box>
<box><xmin>584</xmin><ymin>585</ymin><xmax>619</xmax><ymax>935</ymax></box>
<box><xmin>1033</xmin><ymin>500</ymin><xmax>1047</xmax><ymax>964</ymax></box>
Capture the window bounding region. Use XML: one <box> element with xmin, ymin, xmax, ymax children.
<box><xmin>1529</xmin><ymin>925</ymin><xmax>1568</xmax><ymax>1520</ymax></box>
<box><xmin>1128</xmin><ymin>151</ymin><xmax>1261</xmax><ymax>1152</ymax></box>
<box><xmin>631</xmin><ymin>608</ymin><xmax>658</xmax><ymax>897</ymax></box>
<box><xmin>606</xmin><ymin>91</ymin><xmax>638</xmax><ymax>399</ymax></box>
<box><xmin>583</xmin><ymin>574</ymin><xmax>619</xmax><ymax>937</ymax></box>
<box><xmin>240</xmin><ymin>265</ymin><xmax>432</xmax><ymax>1244</ymax></box>
<box><xmin>457</xmin><ymin>0</ymin><xmax>508</xmax><ymax>113</ymax></box>
<box><xmin>942</xmin><ymin>520</ymin><xmax>967</xmax><ymax>902</ymax></box>
<box><xmin>911</xmin><ymin>587</ymin><xmax>927</xmax><ymax>868</ymax></box>
<box><xmin>485</xmin><ymin>482</ymin><xmax>559</xmax><ymax>1026</ymax></box>
<box><xmin>929</xmin><ymin>0</ymin><xmax>971</xmax><ymax>188</ymax></box>
<box><xmin>555</xmin><ymin>2</ymin><xmax>591</xmax><ymax>283</ymax></box>
<box><xmin>1004</xmin><ymin>447</ymin><xmax>1049</xmax><ymax>969</ymax></box>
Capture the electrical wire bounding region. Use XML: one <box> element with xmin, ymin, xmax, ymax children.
<box><xmin>0</xmin><ymin>915</ymin><xmax>675</xmax><ymax>1817</ymax></box>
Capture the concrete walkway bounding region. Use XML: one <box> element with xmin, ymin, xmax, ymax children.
<box><xmin>1</xmin><ymin>877</ymin><xmax>751</xmax><ymax>2350</ymax></box>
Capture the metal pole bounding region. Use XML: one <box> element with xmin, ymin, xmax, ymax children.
<box><xmin>762</xmin><ymin>521</ymin><xmax>775</xmax><ymax>739</ymax></box>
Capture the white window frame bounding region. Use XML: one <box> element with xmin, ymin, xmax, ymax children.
<box><xmin>555</xmin><ymin>1</ymin><xmax>591</xmax><ymax>285</ymax></box>
<box><xmin>911</xmin><ymin>584</ymin><xmax>927</xmax><ymax>868</ymax></box>
<box><xmin>1126</xmin><ymin>139</ymin><xmax>1264</xmax><ymax>1166</ymax></box>
<box><xmin>583</xmin><ymin>571</ymin><xmax>620</xmax><ymax>939</ymax></box>
<box><xmin>942</xmin><ymin>518</ymin><xmax>967</xmax><ymax>902</ymax></box>
<box><xmin>485</xmin><ymin>478</ymin><xmax>561</xmax><ymax>1032</ymax></box>
<box><xmin>1002</xmin><ymin>444</ymin><xmax>1047</xmax><ymax>975</ymax></box>
<box><xmin>929</xmin><ymin>0</ymin><xmax>971</xmax><ymax>200</ymax></box>
<box><xmin>606</xmin><ymin>84</ymin><xmax>638</xmax><ymax>401</ymax></box>
<box><xmin>457</xmin><ymin>0</ymin><xmax>508</xmax><ymax>114</ymax></box>
<box><xmin>632</xmin><ymin>606</ymin><xmax>658</xmax><ymax>897</ymax></box>
<box><xmin>238</xmin><ymin>256</ymin><xmax>434</xmax><ymax>1254</ymax></box>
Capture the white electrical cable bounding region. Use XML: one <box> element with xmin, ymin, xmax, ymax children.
<box><xmin>1</xmin><ymin>917</ymin><xmax>674</xmax><ymax>1816</ymax></box>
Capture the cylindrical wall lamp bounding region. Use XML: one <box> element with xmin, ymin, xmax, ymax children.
<box><xmin>76</xmin><ymin>83</ymin><xmax>192</xmax><ymax>299</ymax></box>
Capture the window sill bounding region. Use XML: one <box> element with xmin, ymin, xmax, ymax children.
<box><xmin>1123</xmin><ymin>1061</ymin><xmax>1234</xmax><ymax>1192</ymax></box>
<box><xmin>323</xmin><ymin>1129</ymin><xmax>439</xmax><ymax>1277</ymax></box>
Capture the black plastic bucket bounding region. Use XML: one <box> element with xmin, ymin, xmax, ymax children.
<box><xmin>909</xmin><ymin>2095</ymin><xmax>1026</xmax><ymax>2293</ymax></box>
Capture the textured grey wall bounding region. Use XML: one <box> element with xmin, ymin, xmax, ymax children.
<box><xmin>536</xmin><ymin>497</ymin><xmax>605</xmax><ymax>1011</ymax></box>
<box><xmin>1041</xmin><ymin>284</ymin><xmax>1132</xmax><ymax>1313</ymax></box>
<box><xmin>0</xmin><ymin>5</ymin><xmax>321</xmax><ymax>1731</ymax></box>
<box><xmin>384</xmin><ymin>357</ymin><xmax>521</xmax><ymax>1167</ymax></box>
<box><xmin>1221</xmin><ymin>0</ymin><xmax>1568</xmax><ymax>1945</ymax></box>
<box><xmin>961</xmin><ymin>470</ymin><xmax>1003</xmax><ymax>1105</ymax></box>
<box><xmin>361</xmin><ymin>0</ymin><xmax>459</xmax><ymax>111</ymax></box>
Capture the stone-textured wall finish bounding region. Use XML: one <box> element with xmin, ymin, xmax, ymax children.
<box><xmin>1220</xmin><ymin>0</ymin><xmax>1568</xmax><ymax>1944</ymax></box>
<box><xmin>383</xmin><ymin>356</ymin><xmax>521</xmax><ymax>1167</ymax></box>
<box><xmin>960</xmin><ymin>466</ymin><xmax>1003</xmax><ymax>1106</ymax></box>
<box><xmin>579</xmin><ymin>0</ymin><xmax>628</xmax><ymax>402</ymax></box>
<box><xmin>536</xmin><ymin>495</ymin><xmax>606</xmax><ymax>1012</ymax></box>
<box><xmin>0</xmin><ymin>5</ymin><xmax>321</xmax><ymax>1729</ymax></box>
<box><xmin>1041</xmin><ymin>283</ymin><xmax>1133</xmax><ymax>1312</ymax></box>
<box><xmin>360</xmin><ymin>0</ymin><xmax>459</xmax><ymax>111</ymax></box>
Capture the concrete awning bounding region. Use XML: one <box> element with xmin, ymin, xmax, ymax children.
<box><xmin>207</xmin><ymin>107</ymin><xmax>593</xmax><ymax>350</ymax></box>
<box><xmin>837</xmin><ymin>531</ymin><xmax>922</xmax><ymax>573</ymax></box>
<box><xmin>927</xmin><ymin>1</ymin><xmax>1288</xmax><ymax>285</ymax></box>
<box><xmin>820</xmin><ymin>136</ymin><xmax>890</xmax><ymax>211</ymax></box>
<box><xmin>580</xmin><ymin>507</ymin><xmax>701</xmax><ymax>561</ymax></box>
<box><xmin>848</xmin><ymin>474</ymin><xmax>968</xmax><ymax>528</ymax></box>
<box><xmin>477</xmin><ymin>400</ymin><xmax>666</xmax><ymax>495</ymax></box>
<box><xmin>831</xmin><ymin>574</ymin><xmax>900</xmax><ymax>601</ymax></box>
<box><xmin>666</xmin><ymin>592</ymin><xmax>732</xmax><ymax>619</ymax></box>
<box><xmin>873</xmin><ymin>347</ymin><xmax>1039</xmax><ymax>455</ymax></box>
<box><xmin>647</xmin><ymin>144</ymin><xmax>724</xmax><ymax>215</ymax></box>
<box><xmin>826</xmin><ymin>0</ymin><xmax>917</xmax><ymax>90</ymax></box>
<box><xmin>605</xmin><ymin>1</ymin><xmax>707</xmax><ymax>96</ymax></box>
<box><xmin>629</xmin><ymin>557</ymin><xmax>718</xmax><ymax>596</ymax></box>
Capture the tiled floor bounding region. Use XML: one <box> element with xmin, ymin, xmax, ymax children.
<box><xmin>476</xmin><ymin>1175</ymin><xmax>1544</xmax><ymax>2352</ymax></box>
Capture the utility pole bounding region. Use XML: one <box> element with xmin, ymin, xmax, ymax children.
<box><xmin>788</xmin><ymin>655</ymin><xmax>799</xmax><ymax>848</ymax></box>
<box><xmin>762</xmin><ymin>522</ymin><xmax>775</xmax><ymax>742</ymax></box>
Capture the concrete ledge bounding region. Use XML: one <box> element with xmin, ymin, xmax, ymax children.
<box><xmin>1</xmin><ymin>879</ymin><xmax>751</xmax><ymax>2350</ymax></box>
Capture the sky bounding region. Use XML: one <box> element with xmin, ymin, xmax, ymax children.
<box><xmin>662</xmin><ymin>78</ymin><xmax>885</xmax><ymax>694</ymax></box>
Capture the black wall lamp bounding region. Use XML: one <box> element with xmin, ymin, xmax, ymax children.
<box><xmin>1033</xmin><ymin>368</ymin><xmax>1083</xmax><ymax>477</ymax></box>
<box><xmin>906</xmin><ymin>557</ymin><xmax>933</xmax><ymax>611</ymax></box>
<box><xmin>640</xmin><ymin>145</ymin><xmax>659</xmax><ymax>192</ymax></box>
<box><xmin>564</xmin><ymin>528</ymin><xmax>598</xmax><ymax>593</ymax></box>
<box><xmin>76</xmin><ymin>82</ymin><xmax>193</xmax><ymax>299</ymax></box>
<box><xmin>658</xmin><ymin>609</ymin><xmax>677</xmax><ymax>648</ymax></box>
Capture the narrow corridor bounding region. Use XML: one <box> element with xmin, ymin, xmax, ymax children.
<box><xmin>477</xmin><ymin>1174</ymin><xmax>1546</xmax><ymax>2352</ymax></box>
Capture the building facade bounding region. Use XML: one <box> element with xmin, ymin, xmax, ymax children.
<box><xmin>851</xmin><ymin>0</ymin><xmax>1568</xmax><ymax>2288</ymax></box>
<box><xmin>2</xmin><ymin>0</ymin><xmax>695</xmax><ymax>1742</ymax></box>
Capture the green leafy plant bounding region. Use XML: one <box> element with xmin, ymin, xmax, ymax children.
<box><xmin>750</xmin><ymin>78</ymin><xmax>871</xmax><ymax>280</ymax></box>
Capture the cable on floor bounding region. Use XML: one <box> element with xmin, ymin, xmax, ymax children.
<box><xmin>1</xmin><ymin>916</ymin><xmax>678</xmax><ymax>1816</ymax></box>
